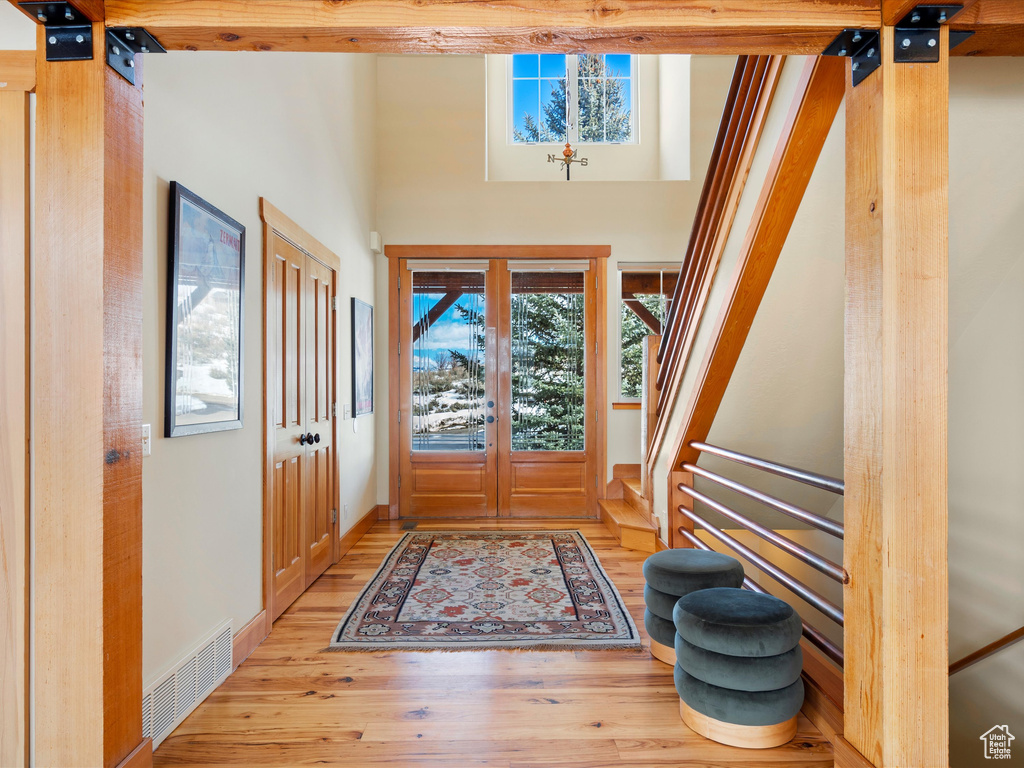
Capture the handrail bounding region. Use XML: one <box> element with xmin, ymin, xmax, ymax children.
<box><xmin>683</xmin><ymin>462</ymin><xmax>844</xmax><ymax>539</ymax></box>
<box><xmin>949</xmin><ymin>625</ymin><xmax>1024</xmax><ymax>676</ymax></box>
<box><xmin>677</xmin><ymin>527</ymin><xmax>844</xmax><ymax>667</ymax></box>
<box><xmin>676</xmin><ymin>508</ymin><xmax>845</xmax><ymax>626</ymax></box>
<box><xmin>690</xmin><ymin>441</ymin><xmax>844</xmax><ymax>495</ymax></box>
<box><xmin>657</xmin><ymin>56</ymin><xmax>769</xmax><ymax>392</ymax></box>
<box><xmin>676</xmin><ymin>482</ymin><xmax>847</xmax><ymax>583</ymax></box>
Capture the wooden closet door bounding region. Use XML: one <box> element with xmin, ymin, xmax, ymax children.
<box><xmin>269</xmin><ymin>233</ymin><xmax>307</xmax><ymax>620</ymax></box>
<box><xmin>304</xmin><ymin>256</ymin><xmax>335</xmax><ymax>585</ymax></box>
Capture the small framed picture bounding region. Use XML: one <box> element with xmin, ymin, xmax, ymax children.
<box><xmin>351</xmin><ymin>298</ymin><xmax>374</xmax><ymax>416</ymax></box>
<box><xmin>165</xmin><ymin>182</ymin><xmax>245</xmax><ymax>437</ymax></box>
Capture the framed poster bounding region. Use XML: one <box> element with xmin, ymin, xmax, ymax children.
<box><xmin>351</xmin><ymin>298</ymin><xmax>374</xmax><ymax>416</ymax></box>
<box><xmin>165</xmin><ymin>181</ymin><xmax>245</xmax><ymax>437</ymax></box>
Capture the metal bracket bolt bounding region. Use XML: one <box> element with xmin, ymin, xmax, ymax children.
<box><xmin>823</xmin><ymin>29</ymin><xmax>881</xmax><ymax>87</ymax></box>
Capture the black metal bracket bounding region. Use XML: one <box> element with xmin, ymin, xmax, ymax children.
<box><xmin>894</xmin><ymin>4</ymin><xmax>962</xmax><ymax>62</ymax></box>
<box><xmin>106</xmin><ymin>28</ymin><xmax>166</xmax><ymax>85</ymax></box>
<box><xmin>18</xmin><ymin>2</ymin><xmax>92</xmax><ymax>61</ymax></box>
<box><xmin>823</xmin><ymin>29</ymin><xmax>881</xmax><ymax>87</ymax></box>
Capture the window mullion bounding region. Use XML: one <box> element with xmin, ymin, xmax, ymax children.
<box><xmin>567</xmin><ymin>54</ymin><xmax>579</xmax><ymax>144</ymax></box>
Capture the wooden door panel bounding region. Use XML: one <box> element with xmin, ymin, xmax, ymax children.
<box><xmin>304</xmin><ymin>256</ymin><xmax>335</xmax><ymax>585</ymax></box>
<box><xmin>508</xmin><ymin>459</ymin><xmax>589</xmax><ymax>517</ymax></box>
<box><xmin>272</xmin><ymin>456</ymin><xmax>304</xmax><ymax>617</ymax></box>
<box><xmin>270</xmin><ymin>234</ymin><xmax>308</xmax><ymax>620</ymax></box>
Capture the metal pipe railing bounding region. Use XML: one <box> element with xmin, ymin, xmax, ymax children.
<box><xmin>683</xmin><ymin>462</ymin><xmax>844</xmax><ymax>539</ymax></box>
<box><xmin>676</xmin><ymin>506</ymin><xmax>845</xmax><ymax>626</ymax></box>
<box><xmin>677</xmin><ymin>527</ymin><xmax>844</xmax><ymax>667</ymax></box>
<box><xmin>690</xmin><ymin>441</ymin><xmax>844</xmax><ymax>495</ymax></box>
<box><xmin>676</xmin><ymin>483</ymin><xmax>847</xmax><ymax>583</ymax></box>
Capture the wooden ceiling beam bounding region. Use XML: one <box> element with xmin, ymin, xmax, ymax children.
<box><xmin>101</xmin><ymin>0</ymin><xmax>879</xmax><ymax>55</ymax></box>
<box><xmin>6</xmin><ymin>0</ymin><xmax>103</xmax><ymax>23</ymax></box>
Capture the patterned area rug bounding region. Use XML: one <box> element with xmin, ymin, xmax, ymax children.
<box><xmin>328</xmin><ymin>530</ymin><xmax>640</xmax><ymax>651</ymax></box>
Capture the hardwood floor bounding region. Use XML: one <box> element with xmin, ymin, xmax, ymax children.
<box><xmin>153</xmin><ymin>520</ymin><xmax>833</xmax><ymax>767</ymax></box>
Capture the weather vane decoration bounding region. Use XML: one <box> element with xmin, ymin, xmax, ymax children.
<box><xmin>548</xmin><ymin>143</ymin><xmax>588</xmax><ymax>181</ymax></box>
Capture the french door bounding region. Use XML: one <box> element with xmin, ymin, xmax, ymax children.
<box><xmin>266</xmin><ymin>227</ymin><xmax>337</xmax><ymax>621</ymax></box>
<box><xmin>397</xmin><ymin>256</ymin><xmax>600</xmax><ymax>518</ymax></box>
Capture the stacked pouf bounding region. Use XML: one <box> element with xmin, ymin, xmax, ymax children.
<box><xmin>641</xmin><ymin>550</ymin><xmax>745</xmax><ymax>666</ymax></box>
<box><xmin>673</xmin><ymin>587</ymin><xmax>804</xmax><ymax>749</ymax></box>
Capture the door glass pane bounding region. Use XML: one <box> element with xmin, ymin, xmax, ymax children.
<box><xmin>411</xmin><ymin>271</ymin><xmax>486</xmax><ymax>451</ymax></box>
<box><xmin>510</xmin><ymin>271</ymin><xmax>585</xmax><ymax>451</ymax></box>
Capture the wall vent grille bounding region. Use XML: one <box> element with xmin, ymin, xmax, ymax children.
<box><xmin>141</xmin><ymin>620</ymin><xmax>233</xmax><ymax>748</ymax></box>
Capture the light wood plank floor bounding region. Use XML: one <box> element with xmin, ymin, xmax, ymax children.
<box><xmin>154</xmin><ymin>519</ymin><xmax>833</xmax><ymax>767</ymax></box>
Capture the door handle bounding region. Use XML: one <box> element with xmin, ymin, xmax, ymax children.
<box><xmin>299</xmin><ymin>432</ymin><xmax>314</xmax><ymax>445</ymax></box>
<box><xmin>314</xmin><ymin>433</ymin><xmax>321</xmax><ymax>443</ymax></box>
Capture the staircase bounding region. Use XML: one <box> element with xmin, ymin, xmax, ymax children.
<box><xmin>600</xmin><ymin>465</ymin><xmax>659</xmax><ymax>553</ymax></box>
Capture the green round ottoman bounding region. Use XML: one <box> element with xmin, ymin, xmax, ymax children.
<box><xmin>641</xmin><ymin>549</ymin><xmax>744</xmax><ymax>666</ymax></box>
<box><xmin>672</xmin><ymin>588</ymin><xmax>804</xmax><ymax>749</ymax></box>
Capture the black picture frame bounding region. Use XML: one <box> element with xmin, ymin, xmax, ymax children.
<box><xmin>351</xmin><ymin>298</ymin><xmax>374</xmax><ymax>416</ymax></box>
<box><xmin>165</xmin><ymin>181</ymin><xmax>246</xmax><ymax>437</ymax></box>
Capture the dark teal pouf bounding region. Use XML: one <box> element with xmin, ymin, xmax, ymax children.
<box><xmin>644</xmin><ymin>609</ymin><xmax>677</xmax><ymax>648</ymax></box>
<box><xmin>673</xmin><ymin>588</ymin><xmax>802</xmax><ymax>658</ymax></box>
<box><xmin>674</xmin><ymin>633</ymin><xmax>802</xmax><ymax>692</ymax></box>
<box><xmin>642</xmin><ymin>549</ymin><xmax>745</xmax><ymax>596</ymax></box>
<box><xmin>674</xmin><ymin>664</ymin><xmax>804</xmax><ymax>727</ymax></box>
<box><xmin>643</xmin><ymin>584</ymin><xmax>681</xmax><ymax>622</ymax></box>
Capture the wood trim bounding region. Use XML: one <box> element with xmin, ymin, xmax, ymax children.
<box><xmin>595</xmin><ymin>258</ymin><xmax>607</xmax><ymax>504</ymax></box>
<box><xmin>387</xmin><ymin>256</ymin><xmax>400</xmax><ymax>519</ymax></box>
<box><xmin>0</xmin><ymin>51</ymin><xmax>36</xmax><ymax>93</ymax></box>
<box><xmin>802</xmin><ymin>674</ymin><xmax>875</xmax><ymax>768</ymax></box>
<box><xmin>232</xmin><ymin>610</ymin><xmax>268</xmax><ymax>671</ymax></box>
<box><xmin>647</xmin><ymin>55</ymin><xmax>783</xmax><ymax>469</ymax></box>
<box><xmin>669</xmin><ymin>56</ymin><xmax>845</xmax><ymax>474</ymax></box>
<box><xmin>843</xmin><ymin>29</ymin><xmax>950</xmax><ymax>768</ymax></box>
<box><xmin>114</xmin><ymin>740</ymin><xmax>153</xmax><ymax>768</ymax></box>
<box><xmin>949</xmin><ymin>625</ymin><xmax>1024</xmax><ymax>676</ymax></box>
<box><xmin>376</xmin><ymin>503</ymin><xmax>389</xmax><ymax>521</ymax></box>
<box><xmin>260</xmin><ymin>199</ymin><xmax>340</xmax><ymax>273</ymax></box>
<box><xmin>338</xmin><ymin>505</ymin><xmax>380</xmax><ymax>560</ymax></box>
<box><xmin>102</xmin><ymin>1</ymin><xmax>879</xmax><ymax>55</ymax></box>
<box><xmin>0</xmin><ymin>86</ymin><xmax>30</xmax><ymax>768</ymax></box>
<box><xmin>33</xmin><ymin>23</ymin><xmax>145</xmax><ymax>766</ymax></box>
<box><xmin>385</xmin><ymin>245</ymin><xmax>610</xmax><ymax>260</ymax></box>
<box><xmin>612</xmin><ymin>402</ymin><xmax>641</xmax><ymax>410</ymax></box>
<box><xmin>801</xmin><ymin>637</ymin><xmax>843</xmax><ymax>709</ymax></box>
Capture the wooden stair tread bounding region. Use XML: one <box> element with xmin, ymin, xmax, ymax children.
<box><xmin>622</xmin><ymin>477</ymin><xmax>653</xmax><ymax>517</ymax></box>
<box><xmin>599</xmin><ymin>499</ymin><xmax>657</xmax><ymax>532</ymax></box>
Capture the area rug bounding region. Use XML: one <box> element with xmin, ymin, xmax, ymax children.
<box><xmin>328</xmin><ymin>530</ymin><xmax>640</xmax><ymax>651</ymax></box>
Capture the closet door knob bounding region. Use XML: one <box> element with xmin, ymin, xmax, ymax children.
<box><xmin>299</xmin><ymin>433</ymin><xmax>309</xmax><ymax>445</ymax></box>
<box><xmin>314</xmin><ymin>433</ymin><xmax>321</xmax><ymax>444</ymax></box>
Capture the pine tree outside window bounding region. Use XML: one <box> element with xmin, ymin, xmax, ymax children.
<box><xmin>618</xmin><ymin>264</ymin><xmax>680</xmax><ymax>400</ymax></box>
<box><xmin>509</xmin><ymin>54</ymin><xmax>637</xmax><ymax>145</ymax></box>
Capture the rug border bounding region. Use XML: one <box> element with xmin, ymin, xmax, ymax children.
<box><xmin>326</xmin><ymin>530</ymin><xmax>641</xmax><ymax>652</ymax></box>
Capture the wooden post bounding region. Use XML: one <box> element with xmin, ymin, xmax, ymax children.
<box><xmin>669</xmin><ymin>470</ymin><xmax>693</xmax><ymax>549</ymax></box>
<box><xmin>33</xmin><ymin>25</ymin><xmax>149</xmax><ymax>768</ymax></box>
<box><xmin>640</xmin><ymin>334</ymin><xmax>660</xmax><ymax>498</ymax></box>
<box><xmin>0</xmin><ymin>50</ymin><xmax>33</xmax><ymax>768</ymax></box>
<box><xmin>843</xmin><ymin>27</ymin><xmax>949</xmax><ymax>768</ymax></box>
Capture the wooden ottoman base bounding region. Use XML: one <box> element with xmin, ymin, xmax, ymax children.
<box><xmin>649</xmin><ymin>638</ymin><xmax>677</xmax><ymax>665</ymax></box>
<box><xmin>679</xmin><ymin>699</ymin><xmax>797</xmax><ymax>749</ymax></box>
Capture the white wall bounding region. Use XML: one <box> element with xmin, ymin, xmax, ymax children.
<box><xmin>0</xmin><ymin>3</ymin><xmax>34</xmax><ymax>49</ymax></box>
<box><xmin>946</xmin><ymin>57</ymin><xmax>1024</xmax><ymax>768</ymax></box>
<box><xmin>373</xmin><ymin>53</ymin><xmax>737</xmax><ymax>502</ymax></box>
<box><xmin>141</xmin><ymin>51</ymin><xmax>378</xmax><ymax>683</ymax></box>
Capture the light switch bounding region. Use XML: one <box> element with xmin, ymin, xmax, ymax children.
<box><xmin>141</xmin><ymin>423</ymin><xmax>151</xmax><ymax>457</ymax></box>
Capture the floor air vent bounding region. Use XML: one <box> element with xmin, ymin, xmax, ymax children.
<box><xmin>142</xmin><ymin>620</ymin><xmax>233</xmax><ymax>749</ymax></box>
